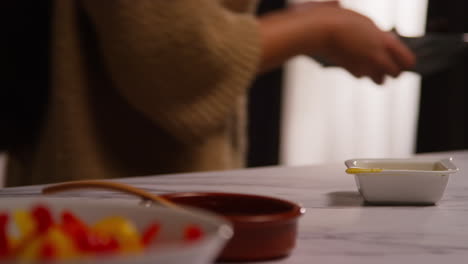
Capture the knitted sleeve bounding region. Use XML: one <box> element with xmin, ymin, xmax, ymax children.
<box><xmin>81</xmin><ymin>0</ymin><xmax>260</xmax><ymax>144</ymax></box>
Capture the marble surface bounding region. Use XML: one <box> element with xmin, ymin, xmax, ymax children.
<box><xmin>1</xmin><ymin>150</ymin><xmax>467</xmax><ymax>263</ymax></box>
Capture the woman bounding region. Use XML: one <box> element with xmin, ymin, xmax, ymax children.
<box><xmin>6</xmin><ymin>0</ymin><xmax>414</xmax><ymax>186</ymax></box>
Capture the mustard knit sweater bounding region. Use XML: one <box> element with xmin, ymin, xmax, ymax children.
<box><xmin>6</xmin><ymin>0</ymin><xmax>260</xmax><ymax>186</ymax></box>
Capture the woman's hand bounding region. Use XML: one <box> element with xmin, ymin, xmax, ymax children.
<box><xmin>258</xmin><ymin>3</ymin><xmax>415</xmax><ymax>84</ymax></box>
<box><xmin>311</xmin><ymin>6</ymin><xmax>415</xmax><ymax>84</ymax></box>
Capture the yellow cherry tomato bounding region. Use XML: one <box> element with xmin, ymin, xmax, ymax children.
<box><xmin>13</xmin><ymin>210</ymin><xmax>36</xmax><ymax>239</ymax></box>
<box><xmin>93</xmin><ymin>216</ymin><xmax>142</xmax><ymax>253</ymax></box>
<box><xmin>16</xmin><ymin>235</ymin><xmax>42</xmax><ymax>261</ymax></box>
<box><xmin>47</xmin><ymin>227</ymin><xmax>79</xmax><ymax>259</ymax></box>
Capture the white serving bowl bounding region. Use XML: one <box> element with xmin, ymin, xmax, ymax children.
<box><xmin>0</xmin><ymin>197</ymin><xmax>233</xmax><ymax>264</ymax></box>
<box><xmin>345</xmin><ymin>158</ymin><xmax>459</xmax><ymax>205</ymax></box>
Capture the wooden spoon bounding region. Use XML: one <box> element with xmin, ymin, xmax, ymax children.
<box><xmin>42</xmin><ymin>180</ymin><xmax>180</xmax><ymax>209</ymax></box>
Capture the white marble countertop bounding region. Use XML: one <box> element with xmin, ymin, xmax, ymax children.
<box><xmin>1</xmin><ymin>150</ymin><xmax>467</xmax><ymax>263</ymax></box>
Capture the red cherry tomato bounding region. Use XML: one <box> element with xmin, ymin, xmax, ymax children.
<box><xmin>61</xmin><ymin>211</ymin><xmax>120</xmax><ymax>254</ymax></box>
<box><xmin>0</xmin><ymin>214</ymin><xmax>10</xmax><ymax>258</ymax></box>
<box><xmin>31</xmin><ymin>205</ymin><xmax>54</xmax><ymax>233</ymax></box>
<box><xmin>141</xmin><ymin>222</ymin><xmax>160</xmax><ymax>247</ymax></box>
<box><xmin>40</xmin><ymin>241</ymin><xmax>56</xmax><ymax>260</ymax></box>
<box><xmin>184</xmin><ymin>225</ymin><xmax>204</xmax><ymax>242</ymax></box>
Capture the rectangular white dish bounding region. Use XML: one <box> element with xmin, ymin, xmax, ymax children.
<box><xmin>0</xmin><ymin>197</ymin><xmax>233</xmax><ymax>264</ymax></box>
<box><xmin>345</xmin><ymin>158</ymin><xmax>459</xmax><ymax>205</ymax></box>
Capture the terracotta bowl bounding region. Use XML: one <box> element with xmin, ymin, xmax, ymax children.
<box><xmin>161</xmin><ymin>192</ymin><xmax>305</xmax><ymax>262</ymax></box>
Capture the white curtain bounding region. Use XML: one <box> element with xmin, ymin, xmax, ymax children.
<box><xmin>281</xmin><ymin>0</ymin><xmax>428</xmax><ymax>165</ymax></box>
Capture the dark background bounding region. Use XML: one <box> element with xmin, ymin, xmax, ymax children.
<box><xmin>1</xmin><ymin>1</ymin><xmax>52</xmax><ymax>151</ymax></box>
<box><xmin>417</xmin><ymin>0</ymin><xmax>468</xmax><ymax>153</ymax></box>
<box><xmin>247</xmin><ymin>0</ymin><xmax>286</xmax><ymax>167</ymax></box>
<box><xmin>247</xmin><ymin>0</ymin><xmax>468</xmax><ymax>167</ymax></box>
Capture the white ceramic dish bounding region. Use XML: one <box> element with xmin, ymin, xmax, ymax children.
<box><xmin>0</xmin><ymin>197</ymin><xmax>233</xmax><ymax>264</ymax></box>
<box><xmin>345</xmin><ymin>158</ymin><xmax>459</xmax><ymax>205</ymax></box>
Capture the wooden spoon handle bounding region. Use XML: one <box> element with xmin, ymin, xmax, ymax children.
<box><xmin>42</xmin><ymin>180</ymin><xmax>179</xmax><ymax>209</ymax></box>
